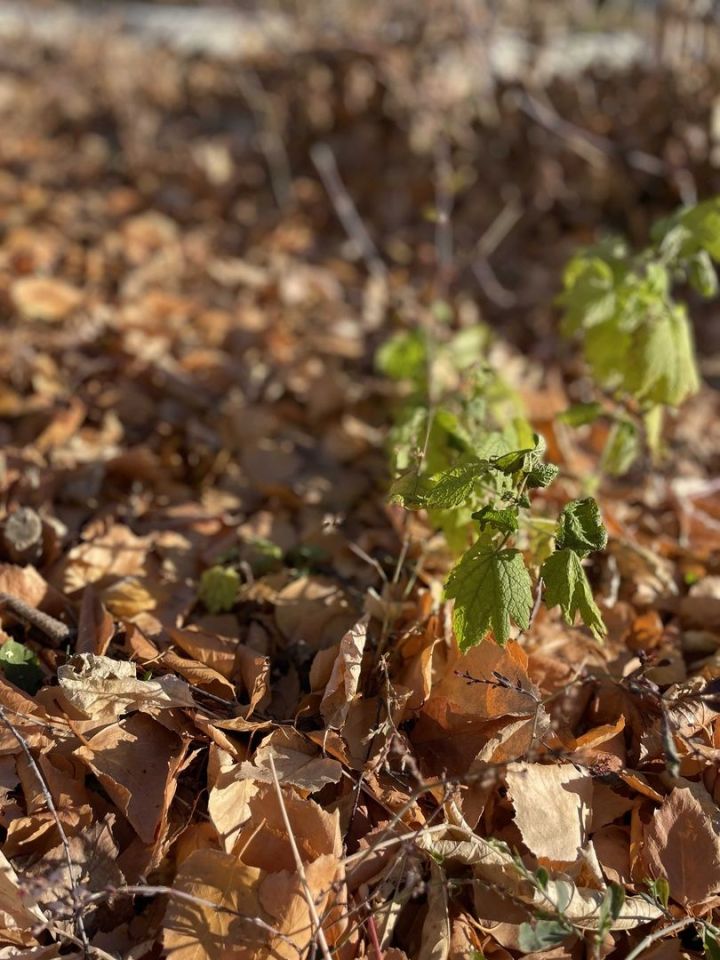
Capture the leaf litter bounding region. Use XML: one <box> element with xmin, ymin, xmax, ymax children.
<box><xmin>0</xmin><ymin>4</ymin><xmax>719</xmax><ymax>959</ymax></box>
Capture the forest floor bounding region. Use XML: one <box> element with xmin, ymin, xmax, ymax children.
<box><xmin>0</xmin><ymin>5</ymin><xmax>720</xmax><ymax>960</ymax></box>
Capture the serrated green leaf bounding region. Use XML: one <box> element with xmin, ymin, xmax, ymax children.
<box><xmin>198</xmin><ymin>565</ymin><xmax>240</xmax><ymax>614</ymax></box>
<box><xmin>375</xmin><ymin>329</ymin><xmax>427</xmax><ymax>383</ymax></box>
<box><xmin>0</xmin><ymin>639</ymin><xmax>42</xmax><ymax>694</ymax></box>
<box><xmin>601</xmin><ymin>419</ymin><xmax>640</xmax><ymax>476</ymax></box>
<box><xmin>426</xmin><ymin>458</ymin><xmax>491</xmax><ymax>508</ymax></box>
<box><xmin>555</xmin><ymin>498</ymin><xmax>608</xmax><ymax>556</ymax></box>
<box><xmin>472</xmin><ymin>504</ymin><xmax>519</xmax><ymax>536</ymax></box>
<box><xmin>517</xmin><ymin>920</ymin><xmax>571</xmax><ymax>953</ymax></box>
<box><xmin>541</xmin><ymin>548</ymin><xmax>606</xmax><ymax>641</ymax></box>
<box><xmin>526</xmin><ymin>462</ymin><xmax>559</xmax><ymax>489</ymax></box>
<box><xmin>445</xmin><ymin>544</ymin><xmax>533</xmax><ymax>650</ymax></box>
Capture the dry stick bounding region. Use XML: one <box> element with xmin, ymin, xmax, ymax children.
<box><xmin>0</xmin><ymin>592</ymin><xmax>72</xmax><ymax>645</ymax></box>
<box><xmin>311</xmin><ymin>143</ymin><xmax>387</xmax><ymax>280</ymax></box>
<box><xmin>268</xmin><ymin>753</ymin><xmax>334</xmax><ymax>960</ymax></box>
<box><xmin>517</xmin><ymin>90</ymin><xmax>698</xmax><ymax>205</ymax></box>
<box><xmin>623</xmin><ymin>917</ymin><xmax>696</xmax><ymax>960</ymax></box>
<box><xmin>237</xmin><ymin>69</ymin><xmax>292</xmax><ymax>208</ymax></box>
<box><xmin>0</xmin><ymin>706</ymin><xmax>90</xmax><ymax>957</ymax></box>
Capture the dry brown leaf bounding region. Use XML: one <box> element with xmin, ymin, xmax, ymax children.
<box><xmin>234</xmin><ymin>783</ymin><xmax>341</xmax><ymax>873</ymax></box>
<box><xmin>63</xmin><ymin>524</ymin><xmax>150</xmax><ymax>592</ymax></box>
<box><xmin>236</xmin><ymin>728</ymin><xmax>342</xmax><ymax>792</ymax></box>
<box><xmin>318</xmin><ymin>614</ymin><xmax>368</xmax><ymax>729</ymax></box>
<box><xmin>505</xmin><ymin>762</ymin><xmax>592</xmax><ymax>864</ymax></box>
<box><xmin>207</xmin><ymin>745</ymin><xmax>258</xmax><ymax>853</ymax></box>
<box><xmin>101</xmin><ymin>576</ymin><xmax>157</xmax><ymax>619</ymax></box>
<box><xmin>11</xmin><ymin>276</ymin><xmax>83</xmax><ymax>322</ymax></box>
<box><xmin>641</xmin><ymin>786</ymin><xmax>720</xmax><ymax>906</ymax></box>
<box><xmin>274</xmin><ymin>575</ymin><xmax>357</xmax><ymax>651</ymax></box>
<box><xmin>162</xmin><ymin>849</ymin><xmax>270</xmax><ymax>960</ymax></box>
<box><xmin>57</xmin><ymin>653</ymin><xmax>195</xmax><ymax>720</ymax></box>
<box><xmin>74</xmin><ymin>712</ymin><xmax>187</xmax><ymax>843</ymax></box>
<box><xmin>418</xmin><ymin>859</ymin><xmax>450</xmax><ymax>960</ymax></box>
<box><xmin>76</xmin><ymin>586</ymin><xmax>115</xmax><ymax>656</ymax></box>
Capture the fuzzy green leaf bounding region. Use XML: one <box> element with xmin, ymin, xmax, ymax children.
<box><xmin>198</xmin><ymin>565</ymin><xmax>240</xmax><ymax>614</ymax></box>
<box><xmin>446</xmin><ymin>544</ymin><xmax>532</xmax><ymax>650</ymax></box>
<box><xmin>555</xmin><ymin>498</ymin><xmax>608</xmax><ymax>557</ymax></box>
<box><xmin>558</xmin><ymin>402</ymin><xmax>604</xmax><ymax>427</ymax></box>
<box><xmin>541</xmin><ymin>549</ymin><xmax>606</xmax><ymax>641</ymax></box>
<box><xmin>472</xmin><ymin>504</ymin><xmax>519</xmax><ymax>536</ymax></box>
<box><xmin>426</xmin><ymin>458</ymin><xmax>491</xmax><ymax>508</ymax></box>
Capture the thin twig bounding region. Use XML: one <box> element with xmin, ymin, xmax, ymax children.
<box><xmin>311</xmin><ymin>142</ymin><xmax>387</xmax><ymax>280</ymax></box>
<box><xmin>268</xmin><ymin>753</ymin><xmax>333</xmax><ymax>960</ymax></box>
<box><xmin>366</xmin><ymin>894</ymin><xmax>386</xmax><ymax>960</ymax></box>
<box><xmin>237</xmin><ymin>69</ymin><xmax>292</xmax><ymax>208</ymax></box>
<box><xmin>0</xmin><ymin>706</ymin><xmax>90</xmax><ymax>956</ymax></box>
<box><xmin>0</xmin><ymin>592</ymin><xmax>72</xmax><ymax>645</ymax></box>
<box><xmin>623</xmin><ymin>916</ymin><xmax>696</xmax><ymax>960</ymax></box>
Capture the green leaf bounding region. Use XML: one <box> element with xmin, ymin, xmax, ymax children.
<box><xmin>651</xmin><ymin>877</ymin><xmax>670</xmax><ymax>911</ymax></box>
<box><xmin>426</xmin><ymin>458</ymin><xmax>491</xmax><ymax>508</ymax></box>
<box><xmin>555</xmin><ymin>498</ymin><xmax>608</xmax><ymax>557</ymax></box>
<box><xmin>517</xmin><ymin>920</ymin><xmax>571</xmax><ymax>953</ymax></box>
<box><xmin>704</xmin><ymin>929</ymin><xmax>720</xmax><ymax>960</ymax></box>
<box><xmin>558</xmin><ymin>254</ymin><xmax>617</xmax><ymax>334</ymax></box>
<box><xmin>0</xmin><ymin>639</ymin><xmax>42</xmax><ymax>694</ymax></box>
<box><xmin>388</xmin><ymin>467</ymin><xmax>432</xmax><ymax>509</ymax></box>
<box><xmin>558</xmin><ymin>402</ymin><xmax>604</xmax><ymax>427</ymax></box>
<box><xmin>471</xmin><ymin>504</ymin><xmax>519</xmax><ymax>536</ymax></box>
<box><xmin>375</xmin><ymin>330</ymin><xmax>426</xmax><ymax>384</ymax></box>
<box><xmin>541</xmin><ymin>549</ymin><xmax>606</xmax><ymax>641</ymax></box>
<box><xmin>445</xmin><ymin>544</ymin><xmax>533</xmax><ymax>650</ymax></box>
<box><xmin>597</xmin><ymin>883</ymin><xmax>626</xmax><ymax>939</ymax></box>
<box><xmin>526</xmin><ymin>462</ymin><xmax>559</xmax><ymax>489</ymax></box>
<box><xmin>198</xmin><ymin>565</ymin><xmax>240</xmax><ymax>614</ymax></box>
<box><xmin>627</xmin><ymin>303</ymin><xmax>700</xmax><ymax>407</ymax></box>
<box><xmin>602</xmin><ymin>419</ymin><xmax>640</xmax><ymax>476</ymax></box>
<box><xmin>688</xmin><ymin>250</ymin><xmax>718</xmax><ymax>298</ymax></box>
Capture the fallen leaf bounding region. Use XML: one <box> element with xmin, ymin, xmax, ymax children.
<box><xmin>57</xmin><ymin>653</ymin><xmax>195</xmax><ymax>720</ymax></box>
<box><xmin>641</xmin><ymin>787</ymin><xmax>720</xmax><ymax>906</ymax></box>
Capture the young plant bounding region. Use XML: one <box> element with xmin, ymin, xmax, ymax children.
<box><xmin>378</xmin><ymin>323</ymin><xmax>608</xmax><ymax>651</ymax></box>
<box><xmin>558</xmin><ymin>197</ymin><xmax>717</xmax><ymax>474</ymax></box>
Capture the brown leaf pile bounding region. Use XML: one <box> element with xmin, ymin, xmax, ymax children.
<box><xmin>0</xmin><ymin>5</ymin><xmax>719</xmax><ymax>959</ymax></box>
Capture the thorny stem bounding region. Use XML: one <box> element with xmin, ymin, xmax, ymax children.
<box><xmin>0</xmin><ymin>706</ymin><xmax>90</xmax><ymax>957</ymax></box>
<box><xmin>366</xmin><ymin>911</ymin><xmax>384</xmax><ymax>960</ymax></box>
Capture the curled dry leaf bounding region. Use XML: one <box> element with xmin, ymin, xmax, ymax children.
<box><xmin>318</xmin><ymin>613</ymin><xmax>369</xmax><ymax>729</ymax></box>
<box><xmin>57</xmin><ymin>653</ymin><xmax>195</xmax><ymax>721</ymax></box>
<box><xmin>416</xmin><ymin>821</ymin><xmax>662</xmax><ymax>931</ymax></box>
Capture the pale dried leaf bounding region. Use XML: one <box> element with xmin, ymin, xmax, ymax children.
<box><xmin>58</xmin><ymin>653</ymin><xmax>195</xmax><ymax>720</ymax></box>
<box><xmin>505</xmin><ymin>762</ymin><xmax>592</xmax><ymax>863</ymax></box>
